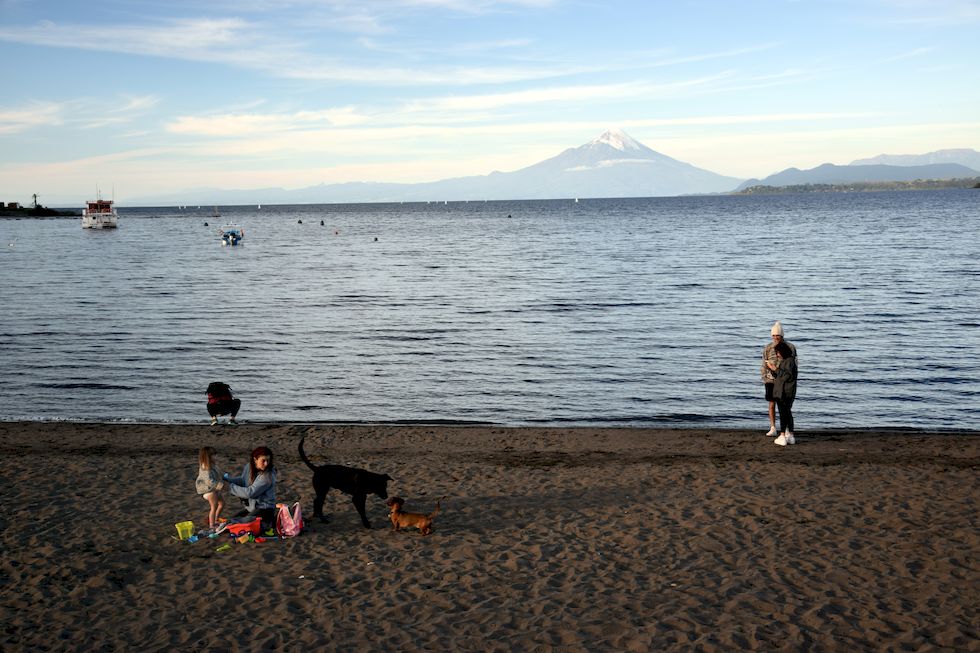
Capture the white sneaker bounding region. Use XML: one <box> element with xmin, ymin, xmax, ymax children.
<box><xmin>774</xmin><ymin>433</ymin><xmax>788</xmax><ymax>446</ymax></box>
<box><xmin>785</xmin><ymin>432</ymin><xmax>796</xmax><ymax>445</ymax></box>
<box><xmin>210</xmin><ymin>417</ymin><xmax>218</xmax><ymax>426</ymax></box>
<box><xmin>765</xmin><ymin>425</ymin><xmax>777</xmax><ymax>437</ymax></box>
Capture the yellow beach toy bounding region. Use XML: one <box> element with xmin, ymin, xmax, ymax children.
<box><xmin>175</xmin><ymin>521</ymin><xmax>194</xmax><ymax>540</ymax></box>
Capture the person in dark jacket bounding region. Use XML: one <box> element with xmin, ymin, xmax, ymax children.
<box><xmin>772</xmin><ymin>340</ymin><xmax>798</xmax><ymax>446</ymax></box>
<box><xmin>206</xmin><ymin>382</ymin><xmax>241</xmax><ymax>426</ymax></box>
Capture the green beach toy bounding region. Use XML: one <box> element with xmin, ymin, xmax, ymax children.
<box><xmin>215</xmin><ymin>543</ymin><xmax>232</xmax><ymax>552</ymax></box>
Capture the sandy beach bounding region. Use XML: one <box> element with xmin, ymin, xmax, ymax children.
<box><xmin>1</xmin><ymin>421</ymin><xmax>977</xmax><ymax>652</ymax></box>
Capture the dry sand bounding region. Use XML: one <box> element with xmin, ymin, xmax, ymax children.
<box><xmin>1</xmin><ymin>421</ymin><xmax>977</xmax><ymax>652</ymax></box>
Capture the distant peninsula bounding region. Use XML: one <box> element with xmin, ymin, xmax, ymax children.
<box><xmin>0</xmin><ymin>201</ymin><xmax>79</xmax><ymax>218</ymax></box>
<box><xmin>736</xmin><ymin>176</ymin><xmax>980</xmax><ymax>195</ymax></box>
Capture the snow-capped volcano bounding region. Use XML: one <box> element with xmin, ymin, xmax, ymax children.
<box><xmin>590</xmin><ymin>128</ymin><xmax>644</xmax><ymax>152</ymax></box>
<box><xmin>490</xmin><ymin>128</ymin><xmax>741</xmax><ymax>198</ymax></box>
<box><xmin>564</xmin><ymin>128</ymin><xmax>673</xmax><ymax>173</ymax></box>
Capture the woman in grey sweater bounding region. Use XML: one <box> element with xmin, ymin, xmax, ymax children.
<box><xmin>224</xmin><ymin>446</ymin><xmax>278</xmax><ymax>528</ymax></box>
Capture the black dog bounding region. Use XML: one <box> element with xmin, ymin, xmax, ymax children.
<box><xmin>298</xmin><ymin>436</ymin><xmax>392</xmax><ymax>528</ymax></box>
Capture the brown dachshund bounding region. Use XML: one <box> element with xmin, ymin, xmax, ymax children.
<box><xmin>385</xmin><ymin>496</ymin><xmax>444</xmax><ymax>535</ymax></box>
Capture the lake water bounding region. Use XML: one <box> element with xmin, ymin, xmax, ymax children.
<box><xmin>1</xmin><ymin>191</ymin><xmax>978</xmax><ymax>429</ymax></box>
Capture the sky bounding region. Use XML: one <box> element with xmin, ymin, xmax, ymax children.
<box><xmin>1</xmin><ymin>0</ymin><xmax>979</xmax><ymax>205</ymax></box>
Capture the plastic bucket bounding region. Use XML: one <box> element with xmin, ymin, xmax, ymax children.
<box><xmin>175</xmin><ymin>521</ymin><xmax>194</xmax><ymax>540</ymax></box>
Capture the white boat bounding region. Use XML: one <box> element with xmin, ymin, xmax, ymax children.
<box><xmin>81</xmin><ymin>196</ymin><xmax>118</xmax><ymax>229</ymax></box>
<box><xmin>219</xmin><ymin>224</ymin><xmax>245</xmax><ymax>246</ymax></box>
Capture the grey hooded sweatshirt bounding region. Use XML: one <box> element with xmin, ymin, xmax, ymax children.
<box><xmin>227</xmin><ymin>463</ymin><xmax>277</xmax><ymax>513</ymax></box>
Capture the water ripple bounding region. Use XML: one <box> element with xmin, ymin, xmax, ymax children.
<box><xmin>1</xmin><ymin>191</ymin><xmax>978</xmax><ymax>428</ymax></box>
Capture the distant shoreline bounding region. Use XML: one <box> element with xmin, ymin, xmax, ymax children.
<box><xmin>736</xmin><ymin>176</ymin><xmax>980</xmax><ymax>195</ymax></box>
<box><xmin>2</xmin><ymin>184</ymin><xmax>978</xmax><ymax>215</ymax></box>
<box><xmin>0</xmin><ymin>206</ymin><xmax>79</xmax><ymax>218</ymax></box>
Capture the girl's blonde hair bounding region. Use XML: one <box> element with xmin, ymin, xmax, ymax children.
<box><xmin>199</xmin><ymin>446</ymin><xmax>217</xmax><ymax>470</ymax></box>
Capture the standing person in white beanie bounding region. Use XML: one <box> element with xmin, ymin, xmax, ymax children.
<box><xmin>761</xmin><ymin>321</ymin><xmax>796</xmax><ymax>436</ymax></box>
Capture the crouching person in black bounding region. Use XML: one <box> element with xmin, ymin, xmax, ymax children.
<box><xmin>206</xmin><ymin>381</ymin><xmax>241</xmax><ymax>426</ymax></box>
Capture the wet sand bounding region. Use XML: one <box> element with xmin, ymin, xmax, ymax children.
<box><xmin>1</xmin><ymin>421</ymin><xmax>977</xmax><ymax>652</ymax></box>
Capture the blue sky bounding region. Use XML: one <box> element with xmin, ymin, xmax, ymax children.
<box><xmin>1</xmin><ymin>0</ymin><xmax>978</xmax><ymax>204</ymax></box>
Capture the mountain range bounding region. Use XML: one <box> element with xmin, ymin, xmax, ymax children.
<box><xmin>134</xmin><ymin>129</ymin><xmax>742</xmax><ymax>205</ymax></box>
<box><xmin>735</xmin><ymin>161</ymin><xmax>980</xmax><ymax>192</ymax></box>
<box><xmin>132</xmin><ymin>137</ymin><xmax>980</xmax><ymax>206</ymax></box>
<box><xmin>851</xmin><ymin>148</ymin><xmax>980</xmax><ymax>170</ymax></box>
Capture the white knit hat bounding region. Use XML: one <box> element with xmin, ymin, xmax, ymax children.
<box><xmin>771</xmin><ymin>321</ymin><xmax>784</xmax><ymax>336</ymax></box>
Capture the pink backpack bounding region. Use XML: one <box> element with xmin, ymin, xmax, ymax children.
<box><xmin>276</xmin><ymin>502</ymin><xmax>303</xmax><ymax>537</ymax></box>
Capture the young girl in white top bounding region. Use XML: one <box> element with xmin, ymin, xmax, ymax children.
<box><xmin>195</xmin><ymin>446</ymin><xmax>225</xmax><ymax>528</ymax></box>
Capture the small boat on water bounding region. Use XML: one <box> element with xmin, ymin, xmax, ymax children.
<box><xmin>81</xmin><ymin>195</ymin><xmax>118</xmax><ymax>229</ymax></box>
<box><xmin>219</xmin><ymin>224</ymin><xmax>245</xmax><ymax>246</ymax></box>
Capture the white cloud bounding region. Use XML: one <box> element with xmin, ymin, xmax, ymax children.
<box><xmin>78</xmin><ymin>95</ymin><xmax>162</xmax><ymax>129</ymax></box>
<box><xmin>0</xmin><ymin>12</ymin><xmax>785</xmax><ymax>89</ymax></box>
<box><xmin>214</xmin><ymin>0</ymin><xmax>555</xmax><ymax>14</ymax></box>
<box><xmin>161</xmin><ymin>75</ymin><xmax>757</xmax><ymax>142</ymax></box>
<box><xmin>624</xmin><ymin>112</ymin><xmax>883</xmax><ymax>128</ymax></box>
<box><xmin>324</xmin><ymin>12</ymin><xmax>390</xmax><ymax>34</ymax></box>
<box><xmin>403</xmin><ymin>82</ymin><xmax>647</xmax><ymax>112</ymax></box>
<box><xmin>80</xmin><ymin>117</ymin><xmax>135</xmax><ymax>130</ymax></box>
<box><xmin>640</xmin><ymin>43</ymin><xmax>781</xmax><ymax>69</ymax></box>
<box><xmin>357</xmin><ymin>35</ymin><xmax>532</xmax><ymax>56</ymax></box>
<box><xmin>0</xmin><ymin>95</ymin><xmax>162</xmax><ymax>134</ymax></box>
<box><xmin>113</xmin><ymin>95</ymin><xmax>162</xmax><ymax>113</ymax></box>
<box><xmin>167</xmin><ymin>107</ymin><xmax>369</xmax><ymax>136</ymax></box>
<box><xmin>401</xmin><ymin>74</ymin><xmax>738</xmax><ymax>115</ymax></box>
<box><xmin>877</xmin><ymin>0</ymin><xmax>980</xmax><ymax>24</ymax></box>
<box><xmin>565</xmin><ymin>159</ymin><xmax>658</xmax><ymax>172</ymax></box>
<box><xmin>876</xmin><ymin>47</ymin><xmax>935</xmax><ymax>63</ymax></box>
<box><xmin>278</xmin><ymin>60</ymin><xmax>602</xmax><ymax>85</ymax></box>
<box><xmin>0</xmin><ymin>18</ymin><xmax>252</xmax><ymax>55</ymax></box>
<box><xmin>0</xmin><ymin>18</ymin><xmax>321</xmax><ymax>84</ymax></box>
<box><xmin>0</xmin><ymin>17</ymin><xmax>595</xmax><ymax>86</ymax></box>
<box><xmin>393</xmin><ymin>0</ymin><xmax>555</xmax><ymax>11</ymax></box>
<box><xmin>0</xmin><ymin>101</ymin><xmax>65</xmax><ymax>134</ymax></box>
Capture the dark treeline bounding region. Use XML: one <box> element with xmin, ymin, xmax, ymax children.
<box><xmin>737</xmin><ymin>176</ymin><xmax>980</xmax><ymax>195</ymax></box>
